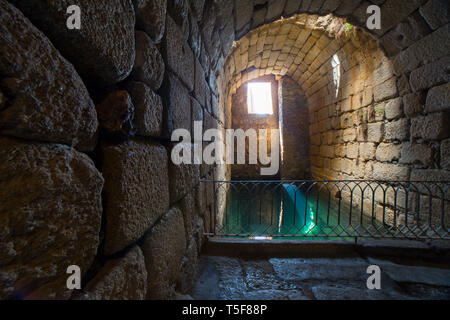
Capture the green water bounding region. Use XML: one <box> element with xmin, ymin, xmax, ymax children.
<box><xmin>220</xmin><ymin>183</ymin><xmax>383</xmax><ymax>240</ymax></box>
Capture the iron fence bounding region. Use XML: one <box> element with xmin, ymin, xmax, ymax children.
<box><xmin>203</xmin><ymin>180</ymin><xmax>450</xmax><ymax>240</ymax></box>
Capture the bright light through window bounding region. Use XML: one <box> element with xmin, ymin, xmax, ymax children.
<box><xmin>247</xmin><ymin>82</ymin><xmax>273</xmax><ymax>114</ymax></box>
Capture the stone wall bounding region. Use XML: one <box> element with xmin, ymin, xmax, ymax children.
<box><xmin>279</xmin><ymin>77</ymin><xmax>310</xmax><ymax>179</ymax></box>
<box><xmin>0</xmin><ymin>0</ymin><xmax>448</xmax><ymax>300</ymax></box>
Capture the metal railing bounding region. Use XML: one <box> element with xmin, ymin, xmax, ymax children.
<box><xmin>203</xmin><ymin>180</ymin><xmax>450</xmax><ymax>240</ymax></box>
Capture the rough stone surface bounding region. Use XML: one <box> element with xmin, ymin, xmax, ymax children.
<box><xmin>385</xmin><ymin>119</ymin><xmax>410</xmax><ymax>141</ymax></box>
<box><xmin>419</xmin><ymin>0</ymin><xmax>450</xmax><ymax>30</ymax></box>
<box><xmin>163</xmin><ymin>15</ymin><xmax>195</xmax><ymax>91</ymax></box>
<box><xmin>101</xmin><ymin>139</ymin><xmax>169</xmax><ymax>255</ymax></box>
<box><xmin>124</xmin><ymin>81</ymin><xmax>163</xmax><ymax>137</ymax></box>
<box><xmin>163</xmin><ymin>74</ymin><xmax>192</xmax><ymax>138</ymax></box>
<box><xmin>425</xmin><ymin>83</ymin><xmax>450</xmax><ymax>113</ymax></box>
<box><xmin>132</xmin><ymin>0</ymin><xmax>167</xmax><ymax>43</ymax></box>
<box><xmin>376</xmin><ymin>143</ymin><xmax>402</xmax><ymax>162</ymax></box>
<box><xmin>411</xmin><ymin>112</ymin><xmax>450</xmax><ymax>141</ymax></box>
<box><xmin>409</xmin><ymin>56</ymin><xmax>450</xmax><ymax>92</ymax></box>
<box><xmin>442</xmin><ymin>139</ymin><xmax>450</xmax><ymax>170</ymax></box>
<box><xmin>142</xmin><ymin>208</ymin><xmax>186</xmax><ymax>300</ymax></box>
<box><xmin>96</xmin><ymin>90</ymin><xmax>136</xmax><ymax>136</ymax></box>
<box><xmin>74</xmin><ymin>246</ymin><xmax>147</xmax><ymax>300</ymax></box>
<box><xmin>0</xmin><ymin>1</ymin><xmax>98</xmax><ymax>150</ymax></box>
<box><xmin>9</xmin><ymin>0</ymin><xmax>135</xmax><ymax>87</ymax></box>
<box><xmin>130</xmin><ymin>31</ymin><xmax>165</xmax><ymax>91</ymax></box>
<box><xmin>0</xmin><ymin>137</ymin><xmax>103</xmax><ymax>299</ymax></box>
<box><xmin>192</xmin><ymin>254</ymin><xmax>450</xmax><ymax>300</ymax></box>
<box><xmin>369</xmin><ymin>258</ymin><xmax>450</xmax><ymax>287</ymax></box>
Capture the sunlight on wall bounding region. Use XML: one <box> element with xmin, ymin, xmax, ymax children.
<box><xmin>331</xmin><ymin>54</ymin><xmax>341</xmax><ymax>98</ymax></box>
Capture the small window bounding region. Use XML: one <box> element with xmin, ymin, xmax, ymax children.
<box><xmin>247</xmin><ymin>82</ymin><xmax>273</xmax><ymax>115</ymax></box>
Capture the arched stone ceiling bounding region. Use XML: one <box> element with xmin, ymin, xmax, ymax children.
<box><xmin>219</xmin><ymin>14</ymin><xmax>391</xmax><ymax>108</ymax></box>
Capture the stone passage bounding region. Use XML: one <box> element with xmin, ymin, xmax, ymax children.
<box><xmin>192</xmin><ymin>255</ymin><xmax>450</xmax><ymax>300</ymax></box>
<box><xmin>0</xmin><ymin>0</ymin><xmax>449</xmax><ymax>300</ymax></box>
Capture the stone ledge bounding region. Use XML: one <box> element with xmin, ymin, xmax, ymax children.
<box><xmin>203</xmin><ymin>237</ymin><xmax>450</xmax><ymax>260</ymax></box>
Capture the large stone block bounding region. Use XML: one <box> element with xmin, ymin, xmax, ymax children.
<box><xmin>411</xmin><ymin>112</ymin><xmax>450</xmax><ymax>141</ymax></box>
<box><xmin>373</xmin><ymin>78</ymin><xmax>398</xmax><ymax>102</ymax></box>
<box><xmin>130</xmin><ymin>31</ymin><xmax>165</xmax><ymax>91</ymax></box>
<box><xmin>101</xmin><ymin>139</ymin><xmax>169</xmax><ymax>255</ymax></box>
<box><xmin>384</xmin><ymin>97</ymin><xmax>403</xmax><ymax>120</ymax></box>
<box><xmin>96</xmin><ymin>90</ymin><xmax>136</xmax><ymax>136</ymax></box>
<box><xmin>132</xmin><ymin>0</ymin><xmax>167</xmax><ymax>43</ymax></box>
<box><xmin>163</xmin><ymin>74</ymin><xmax>192</xmax><ymax>138</ymax></box>
<box><xmin>176</xmin><ymin>237</ymin><xmax>198</xmax><ymax>294</ymax></box>
<box><xmin>194</xmin><ymin>59</ymin><xmax>210</xmax><ymax>108</ymax></box>
<box><xmin>0</xmin><ymin>1</ymin><xmax>98</xmax><ymax>150</ymax></box>
<box><xmin>385</xmin><ymin>118</ymin><xmax>410</xmax><ymax>141</ymax></box>
<box><xmin>124</xmin><ymin>81</ymin><xmax>163</xmax><ymax>137</ymax></box>
<box><xmin>359</xmin><ymin>142</ymin><xmax>376</xmax><ymax>160</ymax></box>
<box><xmin>419</xmin><ymin>0</ymin><xmax>450</xmax><ymax>30</ymax></box>
<box><xmin>441</xmin><ymin>139</ymin><xmax>450</xmax><ymax>170</ymax></box>
<box><xmin>74</xmin><ymin>246</ymin><xmax>147</xmax><ymax>300</ymax></box>
<box><xmin>425</xmin><ymin>83</ymin><xmax>450</xmax><ymax>113</ymax></box>
<box><xmin>367</xmin><ymin>122</ymin><xmax>384</xmax><ymax>143</ymax></box>
<box><xmin>409</xmin><ymin>56</ymin><xmax>450</xmax><ymax>92</ymax></box>
<box><xmin>235</xmin><ymin>0</ymin><xmax>253</xmax><ymax>32</ymax></box>
<box><xmin>0</xmin><ymin>137</ymin><xmax>103</xmax><ymax>299</ymax></box>
<box><xmin>141</xmin><ymin>208</ymin><xmax>186</xmax><ymax>300</ymax></box>
<box><xmin>400</xmin><ymin>143</ymin><xmax>433</xmax><ymax>167</ymax></box>
<box><xmin>371</xmin><ymin>162</ymin><xmax>410</xmax><ymax>181</ymax></box>
<box><xmin>9</xmin><ymin>0</ymin><xmax>135</xmax><ymax>87</ymax></box>
<box><xmin>376</xmin><ymin>143</ymin><xmax>402</xmax><ymax>162</ymax></box>
<box><xmin>393</xmin><ymin>25</ymin><xmax>450</xmax><ymax>75</ymax></box>
<box><xmin>403</xmin><ymin>92</ymin><xmax>425</xmax><ymax>118</ymax></box>
<box><xmin>163</xmin><ymin>15</ymin><xmax>194</xmax><ymax>91</ymax></box>
<box><xmin>169</xmin><ymin>159</ymin><xmax>200</xmax><ymax>204</ymax></box>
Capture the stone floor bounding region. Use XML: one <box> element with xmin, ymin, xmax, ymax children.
<box><xmin>191</xmin><ymin>255</ymin><xmax>450</xmax><ymax>300</ymax></box>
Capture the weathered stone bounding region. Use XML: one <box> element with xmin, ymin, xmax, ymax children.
<box><xmin>393</xmin><ymin>25</ymin><xmax>450</xmax><ymax>75</ymax></box>
<box><xmin>0</xmin><ymin>137</ymin><xmax>103</xmax><ymax>299</ymax></box>
<box><xmin>367</xmin><ymin>122</ymin><xmax>384</xmax><ymax>143</ymax></box>
<box><xmin>425</xmin><ymin>83</ymin><xmax>450</xmax><ymax>113</ymax></box>
<box><xmin>163</xmin><ymin>15</ymin><xmax>195</xmax><ymax>91</ymax></box>
<box><xmin>124</xmin><ymin>82</ymin><xmax>163</xmax><ymax>137</ymax></box>
<box><xmin>369</xmin><ymin>258</ymin><xmax>450</xmax><ymax>287</ymax></box>
<box><xmin>130</xmin><ymin>31</ymin><xmax>165</xmax><ymax>91</ymax></box>
<box><xmin>74</xmin><ymin>246</ymin><xmax>147</xmax><ymax>300</ymax></box>
<box><xmin>373</xmin><ymin>78</ymin><xmax>398</xmax><ymax>102</ymax></box>
<box><xmin>163</xmin><ymin>74</ymin><xmax>192</xmax><ymax>138</ymax></box>
<box><xmin>411</xmin><ymin>112</ymin><xmax>450</xmax><ymax>141</ymax></box>
<box><xmin>376</xmin><ymin>143</ymin><xmax>402</xmax><ymax>162</ymax></box>
<box><xmin>371</xmin><ymin>162</ymin><xmax>410</xmax><ymax>181</ymax></box>
<box><xmin>191</xmin><ymin>0</ymin><xmax>206</xmax><ymax>20</ymax></box>
<box><xmin>284</xmin><ymin>0</ymin><xmax>302</xmax><ymax>16</ymax></box>
<box><xmin>380</xmin><ymin>12</ymin><xmax>431</xmax><ymax>57</ymax></box>
<box><xmin>441</xmin><ymin>139</ymin><xmax>450</xmax><ymax>170</ymax></box>
<box><xmin>235</xmin><ymin>0</ymin><xmax>253</xmax><ymax>31</ymax></box>
<box><xmin>132</xmin><ymin>0</ymin><xmax>167</xmax><ymax>43</ymax></box>
<box><xmin>359</xmin><ymin>142</ymin><xmax>376</xmax><ymax>160</ymax></box>
<box><xmin>384</xmin><ymin>98</ymin><xmax>403</xmax><ymax>120</ymax></box>
<box><xmin>142</xmin><ymin>208</ymin><xmax>186</xmax><ymax>300</ymax></box>
<box><xmin>169</xmin><ymin>158</ymin><xmax>200</xmax><ymax>204</ymax></box>
<box><xmin>101</xmin><ymin>139</ymin><xmax>169</xmax><ymax>255</ymax></box>
<box><xmin>385</xmin><ymin>118</ymin><xmax>410</xmax><ymax>141</ymax></box>
<box><xmin>419</xmin><ymin>0</ymin><xmax>450</xmax><ymax>30</ymax></box>
<box><xmin>400</xmin><ymin>143</ymin><xmax>433</xmax><ymax>167</ymax></box>
<box><xmin>177</xmin><ymin>237</ymin><xmax>198</xmax><ymax>294</ymax></box>
<box><xmin>96</xmin><ymin>91</ymin><xmax>136</xmax><ymax>136</ymax></box>
<box><xmin>0</xmin><ymin>1</ymin><xmax>98</xmax><ymax>150</ymax></box>
<box><xmin>195</xmin><ymin>59</ymin><xmax>210</xmax><ymax>108</ymax></box>
<box><xmin>411</xmin><ymin>168</ymin><xmax>450</xmax><ymax>181</ymax></box>
<box><xmin>409</xmin><ymin>56</ymin><xmax>450</xmax><ymax>92</ymax></box>
<box><xmin>9</xmin><ymin>0</ymin><xmax>135</xmax><ymax>87</ymax></box>
<box><xmin>266</xmin><ymin>0</ymin><xmax>287</xmax><ymax>22</ymax></box>
<box><xmin>403</xmin><ymin>92</ymin><xmax>425</xmax><ymax>118</ymax></box>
